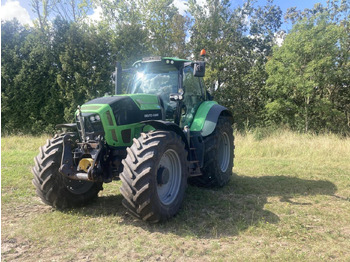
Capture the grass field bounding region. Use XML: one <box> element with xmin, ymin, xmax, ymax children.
<box><xmin>2</xmin><ymin>131</ymin><xmax>350</xmax><ymax>261</ymax></box>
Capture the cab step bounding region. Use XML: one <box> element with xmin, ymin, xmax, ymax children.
<box><xmin>189</xmin><ymin>171</ymin><xmax>202</xmax><ymax>177</ymax></box>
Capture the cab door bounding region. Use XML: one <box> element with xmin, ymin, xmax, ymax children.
<box><xmin>180</xmin><ymin>66</ymin><xmax>206</xmax><ymax>128</ymax></box>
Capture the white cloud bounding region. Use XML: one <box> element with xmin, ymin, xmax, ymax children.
<box><xmin>196</xmin><ymin>0</ymin><xmax>207</xmax><ymax>7</ymax></box>
<box><xmin>87</xmin><ymin>6</ymin><xmax>103</xmax><ymax>23</ymax></box>
<box><xmin>274</xmin><ymin>30</ymin><xmax>286</xmax><ymax>47</ymax></box>
<box><xmin>173</xmin><ymin>0</ymin><xmax>208</xmax><ymax>16</ymax></box>
<box><xmin>173</xmin><ymin>0</ymin><xmax>187</xmax><ymax>16</ymax></box>
<box><xmin>1</xmin><ymin>0</ymin><xmax>32</xmax><ymax>26</ymax></box>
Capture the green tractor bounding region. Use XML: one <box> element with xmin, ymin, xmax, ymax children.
<box><xmin>32</xmin><ymin>52</ymin><xmax>235</xmax><ymax>222</ymax></box>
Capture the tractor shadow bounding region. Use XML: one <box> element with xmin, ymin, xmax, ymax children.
<box><xmin>163</xmin><ymin>173</ymin><xmax>337</xmax><ymax>238</ymax></box>
<box><xmin>69</xmin><ymin>173</ymin><xmax>337</xmax><ymax>238</ymax></box>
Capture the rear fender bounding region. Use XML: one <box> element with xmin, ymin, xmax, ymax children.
<box><xmin>191</xmin><ymin>102</ymin><xmax>233</xmax><ymax>137</ymax></box>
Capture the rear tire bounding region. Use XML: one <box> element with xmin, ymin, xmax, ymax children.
<box><xmin>189</xmin><ymin>116</ymin><xmax>234</xmax><ymax>187</ymax></box>
<box><xmin>32</xmin><ymin>134</ymin><xmax>103</xmax><ymax>209</ymax></box>
<box><xmin>120</xmin><ymin>130</ymin><xmax>188</xmax><ymax>222</ymax></box>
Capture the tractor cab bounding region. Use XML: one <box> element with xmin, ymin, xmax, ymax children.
<box><xmin>118</xmin><ymin>56</ymin><xmax>207</xmax><ymax>128</ymax></box>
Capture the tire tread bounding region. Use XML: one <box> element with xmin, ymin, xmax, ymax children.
<box><xmin>120</xmin><ymin>130</ymin><xmax>188</xmax><ymax>222</ymax></box>
<box><xmin>32</xmin><ymin>134</ymin><xmax>102</xmax><ymax>209</ymax></box>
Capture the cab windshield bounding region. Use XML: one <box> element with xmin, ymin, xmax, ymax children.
<box><xmin>127</xmin><ymin>65</ymin><xmax>179</xmax><ymax>95</ymax></box>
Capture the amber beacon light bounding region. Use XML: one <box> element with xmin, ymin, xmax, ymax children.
<box><xmin>200</xmin><ymin>49</ymin><xmax>206</xmax><ymax>57</ymax></box>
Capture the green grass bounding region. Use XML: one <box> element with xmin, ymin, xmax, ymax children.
<box><xmin>2</xmin><ymin>131</ymin><xmax>350</xmax><ymax>261</ymax></box>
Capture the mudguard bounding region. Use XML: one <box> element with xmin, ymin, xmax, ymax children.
<box><xmin>191</xmin><ymin>101</ymin><xmax>233</xmax><ymax>137</ymax></box>
<box><xmin>141</xmin><ymin>120</ymin><xmax>190</xmax><ymax>151</ymax></box>
<box><xmin>56</xmin><ymin>123</ymin><xmax>77</xmax><ymax>130</ymax></box>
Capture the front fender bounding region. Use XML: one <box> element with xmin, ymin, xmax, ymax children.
<box><xmin>141</xmin><ymin>120</ymin><xmax>190</xmax><ymax>151</ymax></box>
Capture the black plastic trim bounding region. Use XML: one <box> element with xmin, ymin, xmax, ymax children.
<box><xmin>56</xmin><ymin>123</ymin><xmax>77</xmax><ymax>129</ymax></box>
<box><xmin>201</xmin><ymin>105</ymin><xmax>233</xmax><ymax>137</ymax></box>
<box><xmin>141</xmin><ymin>120</ymin><xmax>189</xmax><ymax>152</ymax></box>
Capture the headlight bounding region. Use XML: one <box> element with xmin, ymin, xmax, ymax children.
<box><xmin>89</xmin><ymin>114</ymin><xmax>101</xmax><ymax>122</ymax></box>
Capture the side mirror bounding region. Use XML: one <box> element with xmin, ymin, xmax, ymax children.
<box><xmin>169</xmin><ymin>93</ymin><xmax>184</xmax><ymax>102</ymax></box>
<box><xmin>193</xmin><ymin>61</ymin><xmax>205</xmax><ymax>77</ymax></box>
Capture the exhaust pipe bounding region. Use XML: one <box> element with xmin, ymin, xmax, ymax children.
<box><xmin>115</xmin><ymin>61</ymin><xmax>122</xmax><ymax>95</ymax></box>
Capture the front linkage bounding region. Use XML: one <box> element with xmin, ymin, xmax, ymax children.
<box><xmin>58</xmin><ymin>106</ymin><xmax>124</xmax><ymax>184</ymax></box>
<box><xmin>58</xmin><ymin>106</ymin><xmax>111</xmax><ymax>183</ymax></box>
<box><xmin>59</xmin><ymin>133</ymin><xmax>106</xmax><ymax>182</ymax></box>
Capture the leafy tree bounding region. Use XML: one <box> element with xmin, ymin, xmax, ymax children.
<box><xmin>265</xmin><ymin>13</ymin><xmax>349</xmax><ymax>133</ymax></box>
<box><xmin>97</xmin><ymin>0</ymin><xmax>187</xmax><ymax>57</ymax></box>
<box><xmin>2</xmin><ymin>0</ymin><xmax>348</xmax><ymax>136</ymax></box>
<box><xmin>170</xmin><ymin>13</ymin><xmax>190</xmax><ymax>58</ymax></box>
<box><xmin>1</xmin><ymin>18</ymin><xmax>115</xmax><ymax>134</ymax></box>
<box><xmin>19</xmin><ymin>29</ymin><xmax>64</xmax><ymax>133</ymax></box>
<box><xmin>1</xmin><ymin>20</ymin><xmax>63</xmax><ymax>134</ymax></box>
<box><xmin>188</xmin><ymin>0</ymin><xmax>282</xmax><ymax>130</ymax></box>
<box><xmin>97</xmin><ymin>0</ymin><xmax>142</xmax><ymax>27</ymax></box>
<box><xmin>140</xmin><ymin>0</ymin><xmax>179</xmax><ymax>56</ymax></box>
<box><xmin>56</xmin><ymin>20</ymin><xmax>115</xmax><ymax>121</ymax></box>
<box><xmin>50</xmin><ymin>0</ymin><xmax>93</xmax><ymax>22</ymax></box>
<box><xmin>235</xmin><ymin>0</ymin><xmax>282</xmax><ymax>129</ymax></box>
<box><xmin>188</xmin><ymin>0</ymin><xmax>232</xmax><ymax>63</ymax></box>
<box><xmin>31</xmin><ymin>0</ymin><xmax>93</xmax><ymax>27</ymax></box>
<box><xmin>31</xmin><ymin>0</ymin><xmax>50</xmax><ymax>32</ymax></box>
<box><xmin>1</xmin><ymin>20</ymin><xmax>31</xmax><ymax>133</ymax></box>
<box><xmin>112</xmin><ymin>23</ymin><xmax>150</xmax><ymax>67</ymax></box>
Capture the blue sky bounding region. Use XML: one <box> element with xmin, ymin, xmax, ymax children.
<box><xmin>1</xmin><ymin>0</ymin><xmax>329</xmax><ymax>30</ymax></box>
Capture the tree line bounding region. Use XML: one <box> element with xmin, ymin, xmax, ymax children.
<box><xmin>1</xmin><ymin>0</ymin><xmax>349</xmax><ymax>135</ymax></box>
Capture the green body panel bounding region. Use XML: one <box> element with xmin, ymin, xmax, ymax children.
<box><xmin>81</xmin><ymin>104</ymin><xmax>106</xmax><ymax>113</ymax></box>
<box><xmin>78</xmin><ymin>94</ymin><xmax>161</xmax><ymax>147</ymax></box>
<box><xmin>190</xmin><ymin>101</ymin><xmax>218</xmax><ymax>132</ymax></box>
<box><xmin>126</xmin><ymin>94</ymin><xmax>162</xmax><ymax>110</ymax></box>
<box><xmin>78</xmin><ymin>97</ymin><xmax>219</xmax><ymax>147</ymax></box>
<box><xmin>80</xmin><ymin>103</ymin><xmax>118</xmax><ymax>147</ymax></box>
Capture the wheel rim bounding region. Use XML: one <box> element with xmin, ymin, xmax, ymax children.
<box><xmin>66</xmin><ymin>179</ymin><xmax>94</xmax><ymax>195</ymax></box>
<box><xmin>156</xmin><ymin>149</ymin><xmax>182</xmax><ymax>205</ymax></box>
<box><xmin>218</xmin><ymin>132</ymin><xmax>231</xmax><ymax>172</ymax></box>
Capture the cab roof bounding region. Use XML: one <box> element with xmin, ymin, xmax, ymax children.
<box><xmin>132</xmin><ymin>56</ymin><xmax>191</xmax><ymax>68</ymax></box>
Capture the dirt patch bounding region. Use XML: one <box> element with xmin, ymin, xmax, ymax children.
<box><xmin>2</xmin><ymin>199</ymin><xmax>51</xmax><ymax>225</ymax></box>
<box><xmin>2</xmin><ymin>237</ymin><xmax>32</xmax><ymax>261</ymax></box>
<box><xmin>1</xmin><ymin>199</ymin><xmax>52</xmax><ymax>261</ymax></box>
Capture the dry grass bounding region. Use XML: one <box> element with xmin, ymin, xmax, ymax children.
<box><xmin>2</xmin><ymin>131</ymin><xmax>350</xmax><ymax>261</ymax></box>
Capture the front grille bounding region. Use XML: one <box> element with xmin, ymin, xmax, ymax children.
<box><xmin>76</xmin><ymin>113</ymin><xmax>105</xmax><ymax>140</ymax></box>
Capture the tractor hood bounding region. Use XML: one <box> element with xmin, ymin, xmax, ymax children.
<box><xmin>77</xmin><ymin>94</ymin><xmax>163</xmax><ymax>147</ymax></box>
<box><xmin>84</xmin><ymin>94</ymin><xmax>163</xmax><ymax>125</ymax></box>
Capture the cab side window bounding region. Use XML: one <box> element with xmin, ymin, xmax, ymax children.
<box><xmin>183</xmin><ymin>66</ymin><xmax>202</xmax><ymax>96</ymax></box>
<box><xmin>181</xmin><ymin>66</ymin><xmax>204</xmax><ymax>127</ymax></box>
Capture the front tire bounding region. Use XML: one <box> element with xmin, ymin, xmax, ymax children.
<box><xmin>32</xmin><ymin>134</ymin><xmax>103</xmax><ymax>209</ymax></box>
<box><xmin>120</xmin><ymin>131</ymin><xmax>188</xmax><ymax>222</ymax></box>
<box><xmin>189</xmin><ymin>116</ymin><xmax>234</xmax><ymax>187</ymax></box>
